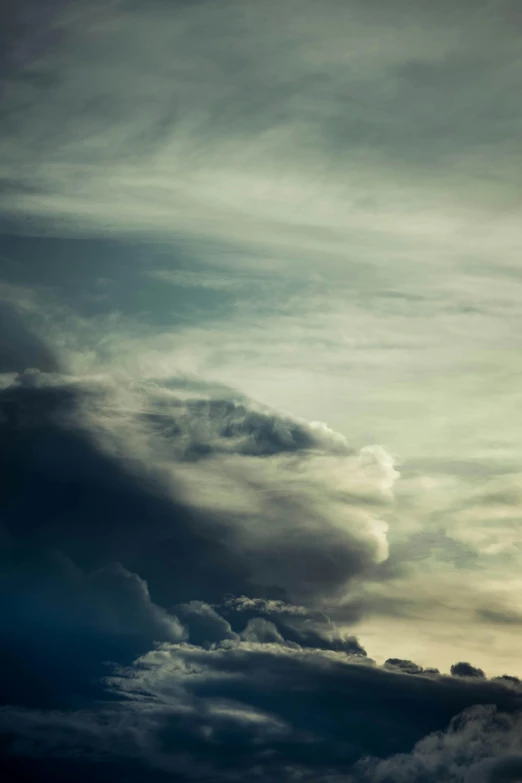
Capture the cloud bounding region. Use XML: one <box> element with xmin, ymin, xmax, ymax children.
<box><xmin>1</xmin><ymin>352</ymin><xmax>522</xmax><ymax>781</ymax></box>
<box><xmin>0</xmin><ymin>544</ymin><xmax>186</xmax><ymax>708</ymax></box>
<box><xmin>2</xmin><ymin>1</ymin><xmax>522</xmax><ymax>779</ymax></box>
<box><xmin>451</xmin><ymin>662</ymin><xmax>486</xmax><ymax>679</ymax></box>
<box><xmin>3</xmin><ymin>321</ymin><xmax>522</xmax><ymax>678</ymax></box>
<box><xmin>2</xmin><ymin>635</ymin><xmax>522</xmax><ymax>782</ymax></box>
<box><xmin>174</xmin><ymin>601</ymin><xmax>237</xmax><ymax>648</ymax></box>
<box><xmin>221</xmin><ymin>595</ymin><xmax>367</xmax><ymax>655</ymax></box>
<box><xmin>0</xmin><ymin>363</ymin><xmax>397</xmax><ymax>721</ymax></box>
<box><xmin>356</xmin><ymin>704</ymin><xmax>522</xmax><ymax>783</ymax></box>
<box><xmin>1</xmin><ymin>369</ymin><xmax>395</xmax><ymax>608</ymax></box>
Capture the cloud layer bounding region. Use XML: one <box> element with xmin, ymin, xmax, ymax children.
<box><xmin>2</xmin><ymin>0</ymin><xmax>522</xmax><ymax>780</ymax></box>
<box><xmin>1</xmin><ymin>364</ymin><xmax>522</xmax><ymax>781</ymax></box>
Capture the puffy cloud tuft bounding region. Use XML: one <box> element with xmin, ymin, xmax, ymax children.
<box><xmin>451</xmin><ymin>662</ymin><xmax>486</xmax><ymax>679</ymax></box>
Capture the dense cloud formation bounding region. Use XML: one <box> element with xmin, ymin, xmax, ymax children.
<box><xmin>1</xmin><ymin>365</ymin><xmax>522</xmax><ymax>781</ymax></box>
<box><xmin>357</xmin><ymin>705</ymin><xmax>522</xmax><ymax>783</ymax></box>
<box><xmin>451</xmin><ymin>661</ymin><xmax>486</xmax><ymax>679</ymax></box>
<box><xmin>1</xmin><ymin>369</ymin><xmax>394</xmax><ymax>607</ymax></box>
<box><xmin>220</xmin><ymin>596</ymin><xmax>367</xmax><ymax>654</ymax></box>
<box><xmin>2</xmin><ymin>637</ymin><xmax>522</xmax><ymax>782</ymax></box>
<box><xmin>2</xmin><ymin>0</ymin><xmax>522</xmax><ymax>777</ymax></box>
<box><xmin>0</xmin><ymin>367</ymin><xmax>390</xmax><ymax>708</ymax></box>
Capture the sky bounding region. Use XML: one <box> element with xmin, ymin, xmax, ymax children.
<box><xmin>1</xmin><ymin>0</ymin><xmax>522</xmax><ymax>781</ymax></box>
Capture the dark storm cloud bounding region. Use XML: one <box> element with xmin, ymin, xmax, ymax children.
<box><xmin>174</xmin><ymin>600</ymin><xmax>237</xmax><ymax>647</ymax></box>
<box><xmin>0</xmin><ymin>545</ymin><xmax>185</xmax><ymax>708</ymax></box>
<box><xmin>0</xmin><ymin>374</ymin><xmax>249</xmax><ymax>605</ymax></box>
<box><xmin>0</xmin><ymin>368</ymin><xmax>391</xmax><ymax>610</ymax></box>
<box><xmin>2</xmin><ymin>0</ymin><xmax>522</xmax><ymax>779</ymax></box>
<box><xmin>356</xmin><ymin>704</ymin><xmax>522</xmax><ymax>783</ymax></box>
<box><xmin>220</xmin><ymin>596</ymin><xmax>367</xmax><ymax>655</ymax></box>
<box><xmin>479</xmin><ymin>756</ymin><xmax>522</xmax><ymax>783</ymax></box>
<box><xmin>173</xmin><ymin>595</ymin><xmax>368</xmax><ymax>654</ymax></box>
<box><xmin>2</xmin><ymin>636</ymin><xmax>522</xmax><ymax>783</ymax></box>
<box><xmin>0</xmin><ymin>361</ymin><xmax>392</xmax><ymax>721</ymax></box>
<box><xmin>1</xmin><ymin>362</ymin><xmax>522</xmax><ymax>780</ymax></box>
<box><xmin>451</xmin><ymin>662</ymin><xmax>486</xmax><ymax>679</ymax></box>
<box><xmin>0</xmin><ymin>374</ymin><xmax>239</xmax><ymax>709</ymax></box>
<box><xmin>141</xmin><ymin>395</ymin><xmax>353</xmax><ymax>463</ymax></box>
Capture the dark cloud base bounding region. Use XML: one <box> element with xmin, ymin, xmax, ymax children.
<box><xmin>1</xmin><ymin>371</ymin><xmax>522</xmax><ymax>782</ymax></box>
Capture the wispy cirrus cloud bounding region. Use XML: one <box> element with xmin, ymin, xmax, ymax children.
<box><xmin>2</xmin><ymin>0</ymin><xmax>521</xmax><ymax>275</ymax></box>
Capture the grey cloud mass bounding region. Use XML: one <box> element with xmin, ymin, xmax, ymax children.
<box><xmin>1</xmin><ymin>0</ymin><xmax>522</xmax><ymax>780</ymax></box>
<box><xmin>1</xmin><ymin>362</ymin><xmax>522</xmax><ymax>781</ymax></box>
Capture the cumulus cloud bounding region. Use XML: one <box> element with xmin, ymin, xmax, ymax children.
<box><xmin>1</xmin><ymin>369</ymin><xmax>396</xmax><ymax>608</ymax></box>
<box><xmin>2</xmin><ymin>0</ymin><xmax>521</xmax><ymax>276</ymax></box>
<box><xmin>174</xmin><ymin>600</ymin><xmax>237</xmax><ymax>648</ymax></box>
<box><xmin>357</xmin><ymin>704</ymin><xmax>522</xmax><ymax>783</ymax></box>
<box><xmin>384</xmin><ymin>658</ymin><xmax>440</xmax><ymax>676</ymax></box>
<box><xmin>0</xmin><ymin>364</ymin><xmax>397</xmax><ymax>719</ymax></box>
<box><xmin>2</xmin><ymin>362</ymin><xmax>522</xmax><ymax>781</ymax></box>
<box><xmin>2</xmin><ymin>0</ymin><xmax>522</xmax><ymax>779</ymax></box>
<box><xmin>451</xmin><ymin>662</ymin><xmax>486</xmax><ymax>679</ymax></box>
<box><xmin>221</xmin><ymin>595</ymin><xmax>367</xmax><ymax>655</ymax></box>
<box><xmin>2</xmin><ymin>634</ymin><xmax>522</xmax><ymax>782</ymax></box>
<box><xmin>0</xmin><ymin>545</ymin><xmax>186</xmax><ymax>707</ymax></box>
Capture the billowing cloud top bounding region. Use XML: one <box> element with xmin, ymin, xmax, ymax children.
<box><xmin>1</xmin><ymin>366</ymin><xmax>522</xmax><ymax>782</ymax></box>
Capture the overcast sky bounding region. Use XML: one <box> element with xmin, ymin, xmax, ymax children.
<box><xmin>2</xmin><ymin>1</ymin><xmax>522</xmax><ymax>781</ymax></box>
